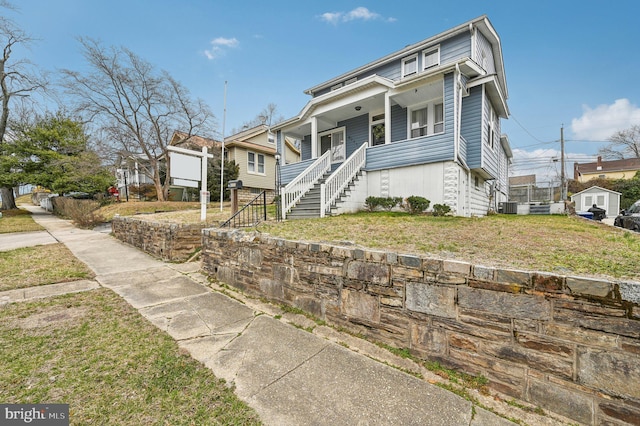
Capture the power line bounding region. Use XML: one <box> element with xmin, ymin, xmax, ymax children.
<box><xmin>509</xmin><ymin>113</ymin><xmax>554</xmax><ymax>144</ymax></box>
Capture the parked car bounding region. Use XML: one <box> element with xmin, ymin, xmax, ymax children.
<box><xmin>614</xmin><ymin>200</ymin><xmax>640</xmax><ymax>232</ymax></box>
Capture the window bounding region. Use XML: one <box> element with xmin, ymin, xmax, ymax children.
<box><xmin>434</xmin><ymin>103</ymin><xmax>444</xmax><ymax>133</ymax></box>
<box><xmin>371</xmin><ymin>113</ymin><xmax>385</xmax><ymax>146</ymax></box>
<box><xmin>402</xmin><ymin>55</ymin><xmax>418</xmax><ymax>77</ymax></box>
<box><xmin>247</xmin><ymin>151</ymin><xmax>265</xmax><ymax>174</ymax></box>
<box><xmin>267</xmin><ymin>132</ymin><xmax>275</xmax><ymax>144</ymax></box>
<box><xmin>423</xmin><ymin>46</ymin><xmax>440</xmax><ymax>70</ymax></box>
<box><xmin>487</xmin><ymin>106</ymin><xmax>496</xmax><ymax>149</ymax></box>
<box><xmin>411</xmin><ymin>107</ymin><xmax>428</xmax><ymax>137</ymax></box>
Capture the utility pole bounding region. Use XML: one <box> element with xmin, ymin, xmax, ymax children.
<box><xmin>220</xmin><ymin>81</ymin><xmax>227</xmax><ymax>211</ymax></box>
<box><xmin>560</xmin><ymin>125</ymin><xmax>566</xmax><ymax>201</ymax></box>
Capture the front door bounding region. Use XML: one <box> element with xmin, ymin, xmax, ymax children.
<box><xmin>320</xmin><ymin>128</ymin><xmax>345</xmax><ymax>163</ymax></box>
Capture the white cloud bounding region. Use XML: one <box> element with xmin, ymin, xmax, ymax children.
<box><xmin>320</xmin><ymin>12</ymin><xmax>342</xmax><ymax>25</ymax></box>
<box><xmin>320</xmin><ymin>7</ymin><xmax>395</xmax><ymax>25</ymax></box>
<box><xmin>571</xmin><ymin>98</ymin><xmax>640</xmax><ymax>141</ymax></box>
<box><xmin>204</xmin><ymin>37</ymin><xmax>239</xmax><ymax>60</ymax></box>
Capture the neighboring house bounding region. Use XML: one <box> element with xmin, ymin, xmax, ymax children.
<box><xmin>509</xmin><ymin>174</ymin><xmax>536</xmax><ymax>187</ymax></box>
<box><xmin>115</xmin><ymin>152</ymin><xmax>156</xmax><ymax>200</ymax></box>
<box><xmin>224</xmin><ymin>124</ymin><xmax>300</xmax><ymax>203</ymax></box>
<box><xmin>170</xmin><ymin>131</ymin><xmax>221</xmax><ymax>151</ymax></box>
<box><xmin>274</xmin><ymin>15</ymin><xmax>512</xmax><ymax>219</ymax></box>
<box><xmin>574</xmin><ymin>156</ymin><xmax>640</xmax><ymax>182</ymax></box>
<box><xmin>570</xmin><ymin>186</ymin><xmax>621</xmax><ymax>218</ymax></box>
<box><xmin>116</xmin><ymin>132</ymin><xmax>222</xmax><ymax>201</ymax></box>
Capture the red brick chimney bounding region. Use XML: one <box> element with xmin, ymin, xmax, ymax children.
<box><xmin>596</xmin><ymin>156</ymin><xmax>602</xmax><ymax>170</ymax></box>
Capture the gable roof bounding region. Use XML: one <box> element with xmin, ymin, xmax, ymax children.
<box><xmin>170</xmin><ymin>131</ymin><xmax>221</xmax><ymax>149</ymax></box>
<box><xmin>574</xmin><ymin>157</ymin><xmax>640</xmax><ymax>176</ymax></box>
<box><xmin>509</xmin><ymin>174</ymin><xmax>536</xmax><ymax>186</ymax></box>
<box><xmin>225</xmin><ymin>139</ymin><xmax>276</xmax><ymax>155</ymax></box>
<box><xmin>224</xmin><ymin>124</ymin><xmax>269</xmax><ymax>142</ymax></box>
<box><xmin>571</xmin><ymin>185</ymin><xmax>621</xmax><ymax>197</ymax></box>
<box><xmin>304</xmin><ymin>15</ymin><xmax>506</xmax><ymax>101</ymax></box>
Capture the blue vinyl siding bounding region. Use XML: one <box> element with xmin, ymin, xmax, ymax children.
<box><xmin>440</xmin><ymin>32</ymin><xmax>472</xmax><ymax>65</ymax></box>
<box><xmin>461</xmin><ymin>86</ymin><xmax>483</xmax><ymax>169</ymax></box>
<box><xmin>301</xmin><ymin>134</ymin><xmax>312</xmax><ymax>161</ymax></box>
<box><xmin>311</xmin><ymin>30</ymin><xmax>473</xmax><ymax>98</ymax></box>
<box><xmin>338</xmin><ymin>114</ymin><xmax>369</xmax><ymax>156</ymax></box>
<box><xmin>390</xmin><ymin>104</ymin><xmax>407</xmax><ymax>142</ymax></box>
<box><xmin>280</xmin><ymin>158</ymin><xmax>316</xmax><ymax>185</ymax></box>
<box><xmin>482</xmin><ymin>94</ymin><xmax>499</xmax><ymax>179</ymax></box>
<box><xmin>365</xmin><ymin>74</ymin><xmax>455</xmax><ymax>171</ymax></box>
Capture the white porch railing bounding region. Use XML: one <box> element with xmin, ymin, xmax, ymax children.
<box><xmin>281</xmin><ymin>150</ymin><xmax>331</xmax><ymax>219</ymax></box>
<box><xmin>320</xmin><ymin>142</ymin><xmax>368</xmax><ymax>218</ymax></box>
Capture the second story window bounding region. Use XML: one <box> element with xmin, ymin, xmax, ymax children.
<box><xmin>402</xmin><ymin>55</ymin><xmax>418</xmax><ymax>78</ymax></box>
<box><xmin>423</xmin><ymin>46</ymin><xmax>440</xmax><ymax>70</ymax></box>
<box><xmin>248</xmin><ymin>151</ymin><xmax>265</xmax><ymax>174</ymax></box>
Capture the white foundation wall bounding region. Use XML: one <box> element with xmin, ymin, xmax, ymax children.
<box><xmin>366</xmin><ymin>162</ymin><xmax>453</xmax><ymax>212</ymax></box>
<box><xmin>332</xmin><ymin>171</ymin><xmax>369</xmax><ymax>215</ymax></box>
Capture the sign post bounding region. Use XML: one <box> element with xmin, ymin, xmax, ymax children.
<box><xmin>167</xmin><ymin>145</ymin><xmax>214</xmax><ymax>222</ymax></box>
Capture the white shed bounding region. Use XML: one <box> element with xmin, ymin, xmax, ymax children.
<box><xmin>570</xmin><ymin>186</ymin><xmax>621</xmax><ymax>218</ymax></box>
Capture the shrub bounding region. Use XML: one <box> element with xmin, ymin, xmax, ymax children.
<box><xmin>404</xmin><ymin>196</ymin><xmax>430</xmax><ymax>215</ymax></box>
<box><xmin>52</xmin><ymin>197</ymin><xmax>104</xmax><ymax>228</ymax></box>
<box><xmin>365</xmin><ymin>196</ymin><xmax>382</xmax><ymax>212</ymax></box>
<box><xmin>432</xmin><ymin>203</ymin><xmax>451</xmax><ymax>216</ymax></box>
<box><xmin>365</xmin><ymin>196</ymin><xmax>402</xmax><ymax>212</ymax></box>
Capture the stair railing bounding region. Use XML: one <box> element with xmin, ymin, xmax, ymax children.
<box><xmin>220</xmin><ymin>191</ymin><xmax>267</xmax><ymax>228</ymax></box>
<box><xmin>281</xmin><ymin>150</ymin><xmax>331</xmax><ymax>219</ymax></box>
<box><xmin>320</xmin><ymin>142</ymin><xmax>368</xmax><ymax>218</ymax></box>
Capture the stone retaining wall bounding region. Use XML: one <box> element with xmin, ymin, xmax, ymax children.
<box><xmin>111</xmin><ymin>217</ymin><xmax>203</xmax><ymax>262</ymax></box>
<box><xmin>202</xmin><ymin>228</ymin><xmax>640</xmax><ymax>426</ymax></box>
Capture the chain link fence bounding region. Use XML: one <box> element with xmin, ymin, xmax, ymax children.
<box><xmin>509</xmin><ymin>183</ymin><xmax>562</xmax><ymax>203</ymax></box>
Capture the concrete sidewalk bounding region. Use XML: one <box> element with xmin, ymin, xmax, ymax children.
<box><xmin>7</xmin><ymin>205</ymin><xmax>520</xmax><ymax>426</ymax></box>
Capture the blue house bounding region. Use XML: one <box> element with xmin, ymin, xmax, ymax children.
<box><xmin>274</xmin><ymin>15</ymin><xmax>512</xmax><ymax>219</ymax></box>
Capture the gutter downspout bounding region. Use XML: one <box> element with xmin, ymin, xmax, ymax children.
<box><xmin>454</xmin><ymin>63</ymin><xmax>472</xmax><ymax>217</ymax></box>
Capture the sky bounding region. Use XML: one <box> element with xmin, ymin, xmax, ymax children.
<box><xmin>6</xmin><ymin>0</ymin><xmax>640</xmax><ymax>184</ymax></box>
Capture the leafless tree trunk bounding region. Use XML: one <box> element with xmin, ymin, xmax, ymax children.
<box><xmin>61</xmin><ymin>38</ymin><xmax>216</xmax><ymax>201</ymax></box>
<box><xmin>0</xmin><ymin>4</ymin><xmax>47</xmax><ymax>210</ymax></box>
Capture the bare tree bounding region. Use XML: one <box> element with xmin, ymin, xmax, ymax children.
<box><xmin>61</xmin><ymin>38</ymin><xmax>216</xmax><ymax>201</ymax></box>
<box><xmin>230</xmin><ymin>103</ymin><xmax>284</xmax><ymax>135</ymax></box>
<box><xmin>0</xmin><ymin>3</ymin><xmax>48</xmax><ymax>209</ymax></box>
<box><xmin>598</xmin><ymin>125</ymin><xmax>640</xmax><ymax>160</ymax></box>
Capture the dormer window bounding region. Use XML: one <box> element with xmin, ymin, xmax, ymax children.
<box><xmin>423</xmin><ymin>46</ymin><xmax>440</xmax><ymax>70</ymax></box>
<box><xmin>402</xmin><ymin>55</ymin><xmax>418</xmax><ymax>77</ymax></box>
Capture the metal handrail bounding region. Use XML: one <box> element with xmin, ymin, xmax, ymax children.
<box><xmin>220</xmin><ymin>191</ymin><xmax>267</xmax><ymax>228</ymax></box>
<box><xmin>281</xmin><ymin>150</ymin><xmax>331</xmax><ymax>219</ymax></box>
<box><xmin>320</xmin><ymin>142</ymin><xmax>368</xmax><ymax>218</ymax></box>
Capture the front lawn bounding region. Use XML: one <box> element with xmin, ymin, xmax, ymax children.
<box><xmin>0</xmin><ymin>209</ymin><xmax>44</xmax><ymax>233</ymax></box>
<box><xmin>258</xmin><ymin>212</ymin><xmax>640</xmax><ymax>280</ymax></box>
<box><xmin>0</xmin><ymin>289</ymin><xmax>261</xmax><ymax>425</ymax></box>
<box><xmin>0</xmin><ymin>244</ymin><xmax>94</xmax><ymax>291</ymax></box>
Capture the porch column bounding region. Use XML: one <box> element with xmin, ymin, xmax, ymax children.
<box><xmin>384</xmin><ymin>92</ymin><xmax>391</xmax><ymax>144</ymax></box>
<box><xmin>311</xmin><ymin>116</ymin><xmax>318</xmax><ymax>158</ymax></box>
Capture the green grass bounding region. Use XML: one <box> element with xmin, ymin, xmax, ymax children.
<box><xmin>0</xmin><ymin>289</ymin><xmax>262</xmax><ymax>425</ymax></box>
<box><xmin>0</xmin><ymin>209</ymin><xmax>44</xmax><ymax>233</ymax></box>
<box><xmin>0</xmin><ymin>244</ymin><xmax>94</xmax><ymax>291</ymax></box>
<box><xmin>258</xmin><ymin>212</ymin><xmax>640</xmax><ymax>280</ymax></box>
